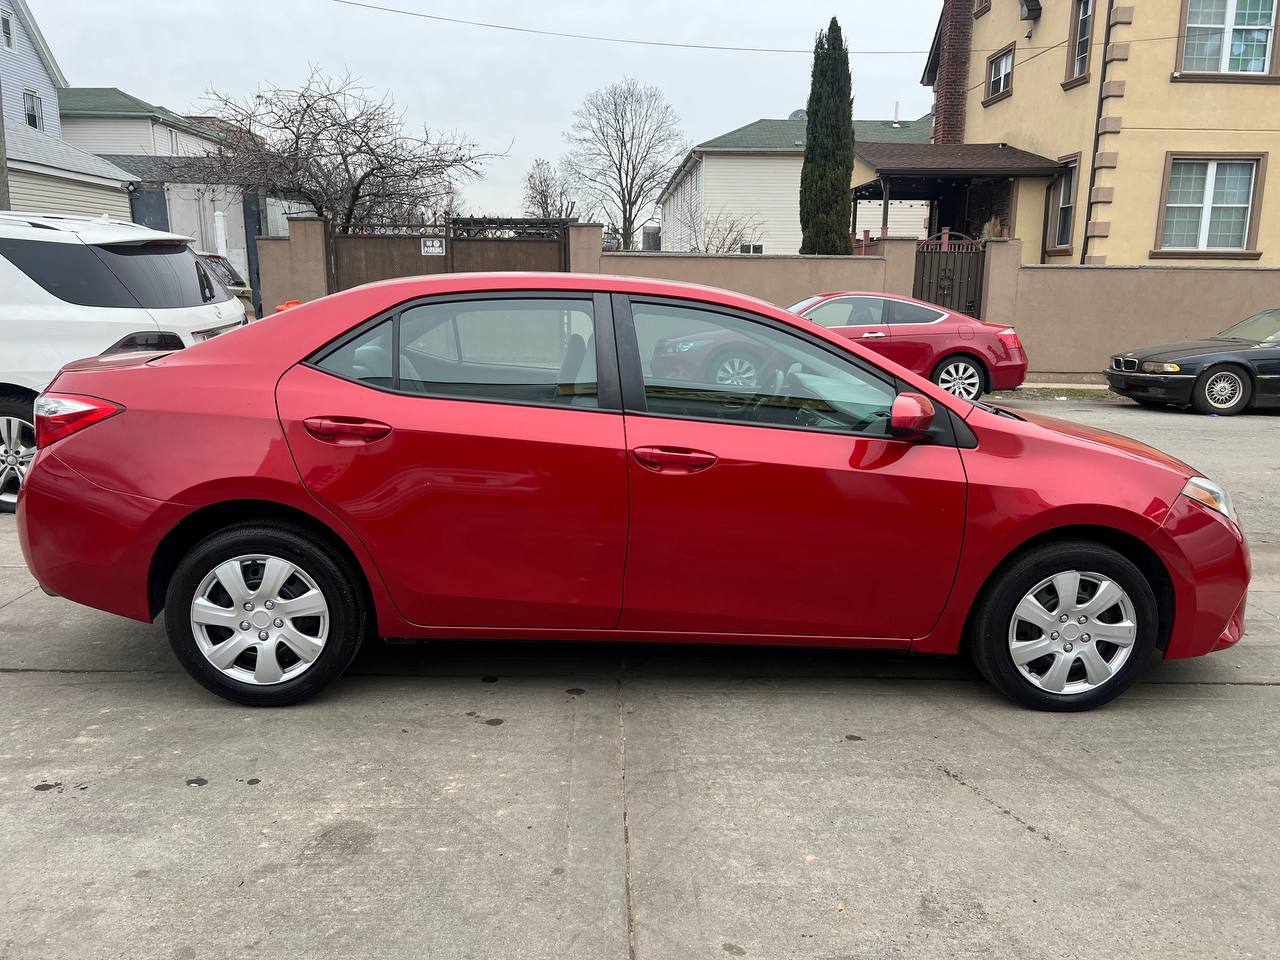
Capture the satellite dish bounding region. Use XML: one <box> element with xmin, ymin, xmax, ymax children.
<box><xmin>788</xmin><ymin>109</ymin><xmax>807</xmax><ymax>121</ymax></box>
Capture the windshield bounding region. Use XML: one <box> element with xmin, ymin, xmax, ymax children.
<box><xmin>786</xmin><ymin>296</ymin><xmax>823</xmax><ymax>314</ymax></box>
<box><xmin>200</xmin><ymin>254</ymin><xmax>245</xmax><ymax>289</ymax></box>
<box><xmin>1216</xmin><ymin>309</ymin><xmax>1280</xmax><ymax>342</ymax></box>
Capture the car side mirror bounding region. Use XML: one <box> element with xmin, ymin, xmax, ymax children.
<box><xmin>890</xmin><ymin>392</ymin><xmax>936</xmax><ymax>440</ymax></box>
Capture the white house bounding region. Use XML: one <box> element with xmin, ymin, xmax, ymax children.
<box><xmin>658</xmin><ymin>111</ymin><xmax>934</xmax><ymax>254</ymax></box>
<box><xmin>0</xmin><ymin>0</ymin><xmax>135</xmax><ymax>216</ymax></box>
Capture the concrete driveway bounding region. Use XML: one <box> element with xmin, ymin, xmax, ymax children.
<box><xmin>2</xmin><ymin>398</ymin><xmax>1277</xmax><ymax>960</ymax></box>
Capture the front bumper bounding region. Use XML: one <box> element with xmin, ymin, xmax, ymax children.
<box><xmin>1105</xmin><ymin>369</ymin><xmax>1196</xmax><ymax>404</ymax></box>
<box><xmin>1149</xmin><ymin>494</ymin><xmax>1251</xmax><ymax>659</ymax></box>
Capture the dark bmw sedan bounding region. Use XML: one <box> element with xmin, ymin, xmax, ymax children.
<box><xmin>1106</xmin><ymin>309</ymin><xmax>1280</xmax><ymax>415</ymax></box>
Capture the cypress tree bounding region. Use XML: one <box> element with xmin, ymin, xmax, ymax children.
<box><xmin>799</xmin><ymin>17</ymin><xmax>854</xmax><ymax>255</ymax></box>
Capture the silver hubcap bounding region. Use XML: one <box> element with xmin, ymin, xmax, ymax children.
<box><xmin>0</xmin><ymin>416</ymin><xmax>36</xmax><ymax>507</ymax></box>
<box><xmin>1204</xmin><ymin>371</ymin><xmax>1243</xmax><ymax>409</ymax></box>
<box><xmin>937</xmin><ymin>361</ymin><xmax>982</xmax><ymax>399</ymax></box>
<box><xmin>715</xmin><ymin>356</ymin><xmax>759</xmax><ymax>387</ymax></box>
<box><xmin>1008</xmin><ymin>570</ymin><xmax>1138</xmax><ymax>695</ymax></box>
<box><xmin>190</xmin><ymin>554</ymin><xmax>330</xmax><ymax>685</ymax></box>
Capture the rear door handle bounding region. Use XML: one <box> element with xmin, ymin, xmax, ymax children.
<box><xmin>861</xmin><ymin>331</ymin><xmax>887</xmax><ymax>339</ymax></box>
<box><xmin>303</xmin><ymin>416</ymin><xmax>392</xmax><ymax>444</ymax></box>
<box><xmin>632</xmin><ymin>445</ymin><xmax>718</xmax><ymax>474</ymax></box>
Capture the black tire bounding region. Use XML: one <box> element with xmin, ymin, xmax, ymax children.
<box><xmin>969</xmin><ymin>541</ymin><xmax>1159</xmax><ymax>711</ymax></box>
<box><xmin>0</xmin><ymin>393</ymin><xmax>36</xmax><ymax>515</ymax></box>
<box><xmin>1191</xmin><ymin>364</ymin><xmax>1251</xmax><ymax>416</ymax></box>
<box><xmin>164</xmin><ymin>523</ymin><xmax>367</xmax><ymax>706</ymax></box>
<box><xmin>930</xmin><ymin>355</ymin><xmax>988</xmax><ymax>401</ymax></box>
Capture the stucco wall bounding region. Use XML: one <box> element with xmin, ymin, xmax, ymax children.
<box><xmin>256</xmin><ymin>217</ymin><xmax>331</xmax><ymax>312</ymax></box>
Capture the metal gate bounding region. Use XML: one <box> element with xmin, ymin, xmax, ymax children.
<box><xmin>913</xmin><ymin>232</ymin><xmax>986</xmax><ymax>317</ymax></box>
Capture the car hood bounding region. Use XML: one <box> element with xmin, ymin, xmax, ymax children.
<box><xmin>1012</xmin><ymin>407</ymin><xmax>1197</xmax><ymax>477</ymax></box>
<box><xmin>1117</xmin><ymin>339</ymin><xmax>1241</xmax><ymax>363</ymax></box>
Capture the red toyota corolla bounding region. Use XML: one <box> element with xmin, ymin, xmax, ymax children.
<box><xmin>18</xmin><ymin>274</ymin><xmax>1248</xmax><ymax>710</ymax></box>
<box><xmin>787</xmin><ymin>292</ymin><xmax>1027</xmax><ymax>400</ymax></box>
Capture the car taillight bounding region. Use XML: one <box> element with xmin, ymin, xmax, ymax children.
<box><xmin>33</xmin><ymin>394</ymin><xmax>124</xmax><ymax>448</ymax></box>
<box><xmin>997</xmin><ymin>328</ymin><xmax>1023</xmax><ymax>354</ymax></box>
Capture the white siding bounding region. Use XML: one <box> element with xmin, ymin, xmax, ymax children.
<box><xmin>701</xmin><ymin>153</ymin><xmax>804</xmax><ymax>254</ymax></box>
<box><xmin>60</xmin><ymin>116</ymin><xmax>155</xmax><ymax>155</ymax></box>
<box><xmin>165</xmin><ymin>183</ymin><xmax>249</xmax><ymax>277</ymax></box>
<box><xmin>7</xmin><ymin>169</ymin><xmax>131</xmax><ymax>218</ymax></box>
<box><xmin>854</xmin><ymin>200</ymin><xmax>931</xmax><ymax>240</ymax></box>
<box><xmin>0</xmin><ymin>0</ymin><xmax>60</xmax><ymax>136</ymax></box>
<box><xmin>658</xmin><ymin>158</ymin><xmax>703</xmax><ymax>252</ymax></box>
<box><xmin>151</xmin><ymin>122</ymin><xmax>217</xmax><ymax>156</ymax></box>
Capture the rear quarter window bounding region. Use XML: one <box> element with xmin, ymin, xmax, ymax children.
<box><xmin>0</xmin><ymin>237</ymin><xmax>137</xmax><ymax>308</ymax></box>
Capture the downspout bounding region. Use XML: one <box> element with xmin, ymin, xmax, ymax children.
<box><xmin>1040</xmin><ymin>180</ymin><xmax>1053</xmax><ymax>264</ymax></box>
<box><xmin>1079</xmin><ymin>0</ymin><xmax>1117</xmax><ymax>264</ymax></box>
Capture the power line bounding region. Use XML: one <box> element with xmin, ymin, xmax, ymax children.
<box><xmin>331</xmin><ymin>1</ymin><xmax>1194</xmax><ymax>59</ymax></box>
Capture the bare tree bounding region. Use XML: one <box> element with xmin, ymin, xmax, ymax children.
<box><xmin>563</xmin><ymin>78</ymin><xmax>685</xmax><ymax>250</ymax></box>
<box><xmin>522</xmin><ymin>157</ymin><xmax>577</xmax><ymax>218</ymax></box>
<box><xmin>203</xmin><ymin>68</ymin><xmax>491</xmax><ymax>233</ymax></box>
<box><xmin>666</xmin><ymin>192</ymin><xmax>764</xmax><ymax>253</ymax></box>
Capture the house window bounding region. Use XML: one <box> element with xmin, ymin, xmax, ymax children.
<box><xmin>1051</xmin><ymin>161</ymin><xmax>1078</xmax><ymax>249</ymax></box>
<box><xmin>169</xmin><ymin>128</ymin><xmax>180</xmax><ymax>154</ymax></box>
<box><xmin>23</xmin><ymin>91</ymin><xmax>42</xmax><ymax>130</ymax></box>
<box><xmin>2</xmin><ymin>14</ymin><xmax>13</xmax><ymax>49</ymax></box>
<box><xmin>1182</xmin><ymin>0</ymin><xmax>1275</xmax><ymax>74</ymax></box>
<box><xmin>1068</xmin><ymin>0</ymin><xmax>1093</xmax><ymax>79</ymax></box>
<box><xmin>1159</xmin><ymin>158</ymin><xmax>1259</xmax><ymax>250</ymax></box>
<box><xmin>738</xmin><ymin>243</ymin><xmax>763</xmax><ymax>254</ymax></box>
<box><xmin>986</xmin><ymin>45</ymin><xmax>1014</xmax><ymax>102</ymax></box>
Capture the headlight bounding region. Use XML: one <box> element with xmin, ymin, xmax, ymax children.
<box><xmin>1182</xmin><ymin>477</ymin><xmax>1238</xmax><ymax>524</ymax></box>
<box><xmin>1141</xmin><ymin>361</ymin><xmax>1181</xmax><ymax>373</ymax></box>
<box><xmin>664</xmin><ymin>338</ymin><xmax>713</xmax><ymax>353</ymax></box>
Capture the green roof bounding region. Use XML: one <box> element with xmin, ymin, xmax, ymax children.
<box><xmin>697</xmin><ymin>115</ymin><xmax>933</xmax><ymax>151</ymax></box>
<box><xmin>59</xmin><ymin>87</ymin><xmax>220</xmax><ymax>141</ymax></box>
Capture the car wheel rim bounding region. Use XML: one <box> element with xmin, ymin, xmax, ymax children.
<box><xmin>1007</xmin><ymin>570</ymin><xmax>1137</xmax><ymax>696</ymax></box>
<box><xmin>0</xmin><ymin>416</ymin><xmax>36</xmax><ymax>508</ymax></box>
<box><xmin>1204</xmin><ymin>372</ymin><xmax>1242</xmax><ymax>409</ymax></box>
<box><xmin>190</xmin><ymin>554</ymin><xmax>330</xmax><ymax>686</ymax></box>
<box><xmin>715</xmin><ymin>357</ymin><xmax>758</xmax><ymax>386</ymax></box>
<box><xmin>938</xmin><ymin>362</ymin><xmax>982</xmax><ymax>399</ymax></box>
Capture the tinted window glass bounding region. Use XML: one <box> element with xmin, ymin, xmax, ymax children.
<box><xmin>316</xmin><ymin>321</ymin><xmax>394</xmax><ymax>388</ymax></box>
<box><xmin>805</xmin><ymin>297</ymin><xmax>886</xmax><ymax>328</ymax></box>
<box><xmin>631</xmin><ymin>302</ymin><xmax>896</xmax><ymax>436</ymax></box>
<box><xmin>890</xmin><ymin>300</ymin><xmax>946</xmax><ymax>324</ymax></box>
<box><xmin>0</xmin><ymin>238</ymin><xmax>137</xmax><ymax>307</ymax></box>
<box><xmin>200</xmin><ymin>254</ymin><xmax>245</xmax><ymax>288</ymax></box>
<box><xmin>398</xmin><ymin>299</ymin><xmax>598</xmax><ymax>408</ymax></box>
<box><xmin>92</xmin><ymin>243</ymin><xmax>230</xmax><ymax>308</ymax></box>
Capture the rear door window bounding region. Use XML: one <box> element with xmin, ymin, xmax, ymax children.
<box><xmin>888</xmin><ymin>300</ymin><xmax>946</xmax><ymax>324</ymax></box>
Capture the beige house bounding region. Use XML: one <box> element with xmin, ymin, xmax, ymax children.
<box><xmin>918</xmin><ymin>0</ymin><xmax>1280</xmax><ymax>265</ymax></box>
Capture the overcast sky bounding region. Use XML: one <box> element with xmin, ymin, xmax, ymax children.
<box><xmin>37</xmin><ymin>0</ymin><xmax>939</xmax><ymax>214</ymax></box>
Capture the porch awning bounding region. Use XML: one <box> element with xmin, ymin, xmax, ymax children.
<box><xmin>853</xmin><ymin>142</ymin><xmax>1063</xmax><ymax>199</ymax></box>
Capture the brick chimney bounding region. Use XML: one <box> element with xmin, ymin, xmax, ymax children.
<box><xmin>931</xmin><ymin>0</ymin><xmax>973</xmax><ymax>144</ymax></box>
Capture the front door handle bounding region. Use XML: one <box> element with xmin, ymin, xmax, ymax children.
<box><xmin>632</xmin><ymin>445</ymin><xmax>718</xmax><ymax>474</ymax></box>
<box><xmin>861</xmin><ymin>331</ymin><xmax>887</xmax><ymax>339</ymax></box>
<box><xmin>304</xmin><ymin>416</ymin><xmax>392</xmax><ymax>444</ymax></box>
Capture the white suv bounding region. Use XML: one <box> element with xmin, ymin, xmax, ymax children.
<box><xmin>0</xmin><ymin>212</ymin><xmax>247</xmax><ymax>511</ymax></box>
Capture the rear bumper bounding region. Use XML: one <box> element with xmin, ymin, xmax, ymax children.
<box><xmin>1149</xmin><ymin>494</ymin><xmax>1251</xmax><ymax>659</ymax></box>
<box><xmin>1105</xmin><ymin>370</ymin><xmax>1196</xmax><ymax>405</ymax></box>
<box><xmin>18</xmin><ymin>451</ymin><xmax>183</xmax><ymax>622</ymax></box>
<box><xmin>989</xmin><ymin>356</ymin><xmax>1028</xmax><ymax>391</ymax></box>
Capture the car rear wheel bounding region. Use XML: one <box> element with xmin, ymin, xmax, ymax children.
<box><xmin>709</xmin><ymin>351</ymin><xmax>762</xmax><ymax>387</ymax></box>
<box><xmin>969</xmin><ymin>541</ymin><xmax>1158</xmax><ymax>711</ymax></box>
<box><xmin>931</xmin><ymin>356</ymin><xmax>986</xmax><ymax>401</ymax></box>
<box><xmin>1191</xmin><ymin>364</ymin><xmax>1251</xmax><ymax>416</ymax></box>
<box><xmin>164</xmin><ymin>523</ymin><xmax>366</xmax><ymax>706</ymax></box>
<box><xmin>0</xmin><ymin>396</ymin><xmax>36</xmax><ymax>515</ymax></box>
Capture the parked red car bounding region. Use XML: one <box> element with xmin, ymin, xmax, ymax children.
<box><xmin>18</xmin><ymin>274</ymin><xmax>1247</xmax><ymax>710</ymax></box>
<box><xmin>788</xmin><ymin>292</ymin><xmax>1027</xmax><ymax>400</ymax></box>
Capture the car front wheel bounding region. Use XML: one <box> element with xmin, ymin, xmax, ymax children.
<box><xmin>1192</xmin><ymin>365</ymin><xmax>1251</xmax><ymax>415</ymax></box>
<box><xmin>164</xmin><ymin>523</ymin><xmax>367</xmax><ymax>706</ymax></box>
<box><xmin>969</xmin><ymin>541</ymin><xmax>1158</xmax><ymax>711</ymax></box>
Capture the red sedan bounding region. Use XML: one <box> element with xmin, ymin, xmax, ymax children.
<box><xmin>18</xmin><ymin>274</ymin><xmax>1247</xmax><ymax>710</ymax></box>
<box><xmin>788</xmin><ymin>292</ymin><xmax>1027</xmax><ymax>400</ymax></box>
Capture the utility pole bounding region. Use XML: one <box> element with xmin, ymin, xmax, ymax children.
<box><xmin>0</xmin><ymin>76</ymin><xmax>10</xmax><ymax>210</ymax></box>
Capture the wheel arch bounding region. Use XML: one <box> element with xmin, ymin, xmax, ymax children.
<box><xmin>961</xmin><ymin>524</ymin><xmax>1175</xmax><ymax>654</ymax></box>
<box><xmin>931</xmin><ymin>351</ymin><xmax>990</xmax><ymax>381</ymax></box>
<box><xmin>148</xmin><ymin>499</ymin><xmax>379</xmax><ymax>634</ymax></box>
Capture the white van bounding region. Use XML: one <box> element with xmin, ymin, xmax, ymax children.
<box><xmin>0</xmin><ymin>212</ymin><xmax>247</xmax><ymax>511</ymax></box>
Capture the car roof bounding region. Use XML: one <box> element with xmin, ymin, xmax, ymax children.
<box><xmin>0</xmin><ymin>211</ymin><xmax>192</xmax><ymax>245</ymax></box>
